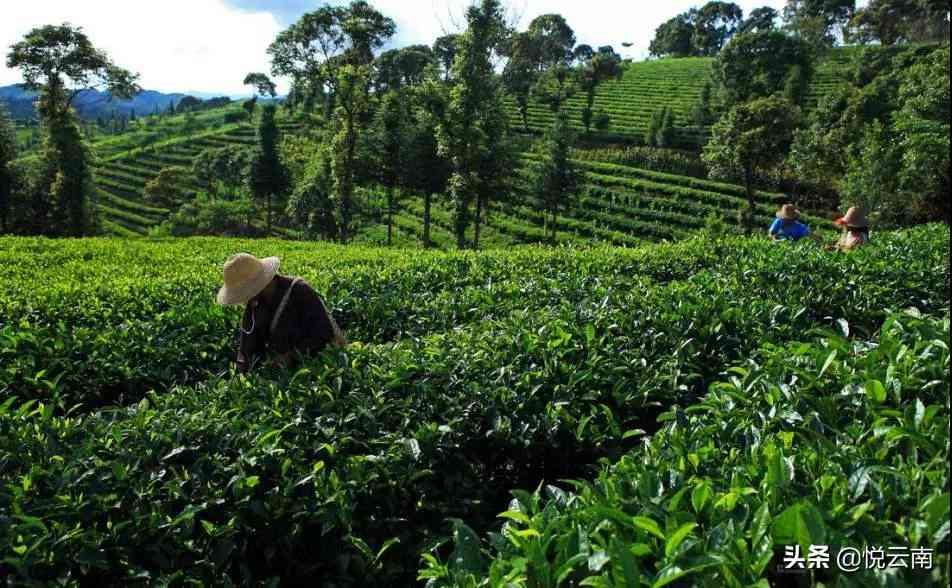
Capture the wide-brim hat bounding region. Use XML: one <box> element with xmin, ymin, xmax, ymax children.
<box><xmin>217</xmin><ymin>253</ymin><xmax>280</xmax><ymax>305</ymax></box>
<box><xmin>835</xmin><ymin>206</ymin><xmax>870</xmax><ymax>228</ymax></box>
<box><xmin>776</xmin><ymin>204</ymin><xmax>800</xmax><ymax>220</ymax></box>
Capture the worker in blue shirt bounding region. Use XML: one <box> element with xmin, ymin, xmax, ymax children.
<box><xmin>768</xmin><ymin>204</ymin><xmax>811</xmax><ymax>242</ymax></box>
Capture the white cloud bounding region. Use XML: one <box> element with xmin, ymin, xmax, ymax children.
<box><xmin>1</xmin><ymin>0</ymin><xmax>283</xmax><ymax>95</ymax></box>
<box><xmin>3</xmin><ymin>0</ymin><xmax>788</xmax><ymax>94</ymax></box>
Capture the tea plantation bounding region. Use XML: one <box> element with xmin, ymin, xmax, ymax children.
<box><xmin>0</xmin><ymin>224</ymin><xmax>948</xmax><ymax>585</ymax></box>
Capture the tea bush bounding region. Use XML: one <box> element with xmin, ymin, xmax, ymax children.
<box><xmin>0</xmin><ymin>225</ymin><xmax>948</xmax><ymax>585</ymax></box>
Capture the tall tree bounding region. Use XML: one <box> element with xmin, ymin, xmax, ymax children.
<box><xmin>268</xmin><ymin>1</ymin><xmax>395</xmax><ymax>241</ymax></box>
<box><xmin>703</xmin><ymin>96</ymin><xmax>800</xmax><ymax>232</ymax></box>
<box><xmin>693</xmin><ymin>2</ymin><xmax>745</xmax><ymax>56</ymax></box>
<box><xmin>268</xmin><ymin>1</ymin><xmax>395</xmax><ymax>123</ymax></box>
<box><xmin>851</xmin><ymin>0</ymin><xmax>950</xmax><ymax>45</ymax></box>
<box><xmin>0</xmin><ymin>102</ymin><xmax>16</xmax><ymax>233</ymax></box>
<box><xmin>437</xmin><ymin>0</ymin><xmax>511</xmax><ymax>249</ymax></box>
<box><xmin>714</xmin><ymin>31</ymin><xmax>812</xmax><ymax>106</ymax></box>
<box><xmin>411</xmin><ymin>69</ymin><xmax>452</xmax><ymax>248</ymax></box>
<box><xmin>739</xmin><ymin>7</ymin><xmax>780</xmax><ymax>33</ymax></box>
<box><xmin>501</xmin><ymin>31</ymin><xmax>538</xmax><ymax>132</ymax></box>
<box><xmin>249</xmin><ymin>104</ymin><xmax>289</xmax><ymax>235</ymax></box>
<box><xmin>432</xmin><ymin>34</ymin><xmax>460</xmax><ymax>82</ymax></box>
<box><xmin>374</xmin><ymin>90</ymin><xmax>407</xmax><ymax>245</ymax></box>
<box><xmin>243</xmin><ymin>72</ymin><xmax>278</xmax><ymax>98</ymax></box>
<box><xmin>649</xmin><ymin>12</ymin><xmax>697</xmax><ymax>57</ymax></box>
<box><xmin>526</xmin><ymin>14</ymin><xmax>576</xmax><ymax>70</ymax></box>
<box><xmin>6</xmin><ymin>24</ymin><xmax>139</xmax><ymax>235</ymax></box>
<box><xmin>529</xmin><ymin>109</ymin><xmax>579</xmax><ymax>241</ymax></box>
<box><xmin>578</xmin><ymin>48</ymin><xmax>622</xmax><ymax>134</ymax></box>
<box><xmin>783</xmin><ymin>0</ymin><xmax>856</xmax><ymax>48</ymax></box>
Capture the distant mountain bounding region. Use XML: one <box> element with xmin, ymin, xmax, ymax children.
<box><xmin>0</xmin><ymin>85</ymin><xmax>197</xmax><ymax>121</ymax></box>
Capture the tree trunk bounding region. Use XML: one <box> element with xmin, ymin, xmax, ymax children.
<box><xmin>387</xmin><ymin>184</ymin><xmax>394</xmax><ymax>246</ymax></box>
<box><xmin>266</xmin><ymin>192</ymin><xmax>272</xmax><ymax>236</ymax></box>
<box><xmin>423</xmin><ymin>192</ymin><xmax>432</xmax><ymax>248</ymax></box>
<box><xmin>521</xmin><ymin>108</ymin><xmax>529</xmax><ymax>133</ymax></box>
<box><xmin>474</xmin><ymin>194</ymin><xmax>483</xmax><ymax>249</ymax></box>
<box><xmin>744</xmin><ymin>165</ymin><xmax>755</xmax><ymax>235</ymax></box>
<box><xmin>340</xmin><ymin>114</ymin><xmax>356</xmax><ymax>243</ymax></box>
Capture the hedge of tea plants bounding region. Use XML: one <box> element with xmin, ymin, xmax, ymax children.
<box><xmin>0</xmin><ymin>225</ymin><xmax>948</xmax><ymax>585</ymax></box>
<box><xmin>421</xmin><ymin>309</ymin><xmax>950</xmax><ymax>587</ymax></box>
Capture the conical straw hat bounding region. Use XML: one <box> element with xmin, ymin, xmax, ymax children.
<box><xmin>776</xmin><ymin>204</ymin><xmax>801</xmax><ymax>220</ymax></box>
<box><xmin>835</xmin><ymin>206</ymin><xmax>870</xmax><ymax>228</ymax></box>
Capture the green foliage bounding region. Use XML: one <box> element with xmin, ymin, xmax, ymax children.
<box><xmin>249</xmin><ymin>104</ymin><xmax>289</xmax><ymax>233</ymax></box>
<box><xmin>649</xmin><ymin>2</ymin><xmax>744</xmax><ymax>58</ymax></box>
<box><xmin>0</xmin><ymin>101</ymin><xmax>16</xmax><ymax>232</ymax></box>
<box><xmin>425</xmin><ymin>307</ymin><xmax>950</xmax><ymax>586</ymax></box>
<box><xmin>438</xmin><ymin>0</ymin><xmax>511</xmax><ymax>249</ymax></box>
<box><xmin>286</xmin><ymin>143</ymin><xmax>338</xmax><ymax>239</ymax></box>
<box><xmin>579</xmin><ymin>50</ymin><xmax>622</xmax><ymax>134</ymax></box>
<box><xmin>528</xmin><ymin>111</ymin><xmax>580</xmax><ymax>241</ymax></box>
<box><xmin>160</xmin><ymin>193</ymin><xmax>257</xmax><ymax>237</ymax></box>
<box><xmin>143</xmin><ymin>166</ymin><xmax>189</xmax><ymax>208</ymax></box>
<box><xmin>714</xmin><ymin>30</ymin><xmax>812</xmax><ymax>106</ymax></box>
<box><xmin>703</xmin><ymin>96</ymin><xmax>800</xmax><ymax>231</ymax></box>
<box><xmin>790</xmin><ymin>44</ymin><xmax>949</xmax><ymax>224</ymax></box>
<box><xmin>851</xmin><ymin>0</ymin><xmax>951</xmax><ymax>45</ymax></box>
<box><xmin>1</xmin><ymin>225</ymin><xmax>947</xmax><ymax>584</ymax></box>
<box><xmin>243</xmin><ymin>72</ymin><xmax>277</xmax><ymax>98</ymax></box>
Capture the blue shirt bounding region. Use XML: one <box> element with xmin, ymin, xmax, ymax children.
<box><xmin>769</xmin><ymin>218</ymin><xmax>810</xmax><ymax>241</ymax></box>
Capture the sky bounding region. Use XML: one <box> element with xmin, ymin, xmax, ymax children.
<box><xmin>1</xmin><ymin>0</ymin><xmax>787</xmax><ymax>96</ymax></box>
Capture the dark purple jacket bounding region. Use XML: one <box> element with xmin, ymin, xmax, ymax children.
<box><xmin>236</xmin><ymin>275</ymin><xmax>336</xmax><ymax>372</ymax></box>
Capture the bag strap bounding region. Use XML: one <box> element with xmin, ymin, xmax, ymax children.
<box><xmin>269</xmin><ymin>277</ymin><xmax>302</xmax><ymax>335</ymax></box>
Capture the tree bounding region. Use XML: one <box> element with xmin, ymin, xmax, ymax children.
<box><xmin>410</xmin><ymin>70</ymin><xmax>452</xmax><ymax>248</ymax></box>
<box><xmin>782</xmin><ymin>0</ymin><xmax>856</xmax><ymax>48</ymax></box>
<box><xmin>177</xmin><ymin>96</ymin><xmax>202</xmax><ymax>113</ymax></box>
<box><xmin>267</xmin><ymin>1</ymin><xmax>395</xmax><ymax>240</ymax></box>
<box><xmin>268</xmin><ymin>1</ymin><xmax>396</xmax><ymax>124</ymax></box>
<box><xmin>437</xmin><ymin>0</ymin><xmax>512</xmax><ymax>249</ymax></box>
<box><xmin>6</xmin><ymin>23</ymin><xmax>139</xmax><ymax>235</ymax></box>
<box><xmin>851</xmin><ymin>0</ymin><xmax>950</xmax><ymax>45</ymax></box>
<box><xmin>242</xmin><ymin>97</ymin><xmax>258</xmax><ymax>119</ymax></box>
<box><xmin>693</xmin><ymin>2</ymin><xmax>745</xmax><ymax>56</ymax></box>
<box><xmin>144</xmin><ymin>167</ymin><xmax>189</xmax><ymax>208</ymax></box>
<box><xmin>692</xmin><ymin>81</ymin><xmax>714</xmax><ymax>126</ymax></box>
<box><xmin>193</xmin><ymin>146</ymin><xmax>252</xmax><ymax>197</ymax></box>
<box><xmin>572</xmin><ymin>44</ymin><xmax>594</xmax><ymax>64</ymax></box>
<box><xmin>243</xmin><ymin>72</ymin><xmax>278</xmax><ymax>98</ymax></box>
<box><xmin>286</xmin><ymin>145</ymin><xmax>337</xmax><ymax>239</ymax></box>
<box><xmin>527</xmin><ymin>14</ymin><xmax>576</xmax><ymax>70</ymax></box>
<box><xmin>374</xmin><ymin>45</ymin><xmax>434</xmax><ymax>92</ymax></box>
<box><xmin>714</xmin><ymin>31</ymin><xmax>812</xmax><ymax>106</ymax></box>
<box><xmin>0</xmin><ymin>102</ymin><xmax>16</xmax><ymax>232</ymax></box>
<box><xmin>649</xmin><ymin>13</ymin><xmax>697</xmax><ymax>57</ymax></box>
<box><xmin>249</xmin><ymin>104</ymin><xmax>289</xmax><ymax>234</ymax></box>
<box><xmin>739</xmin><ymin>7</ymin><xmax>779</xmax><ymax>33</ymax></box>
<box><xmin>579</xmin><ymin>49</ymin><xmax>622</xmax><ymax>134</ymax></box>
<box><xmin>703</xmin><ymin>96</ymin><xmax>800</xmax><ymax>232</ymax></box>
<box><xmin>501</xmin><ymin>32</ymin><xmax>538</xmax><ymax>132</ymax></box>
<box><xmin>373</xmin><ymin>90</ymin><xmax>407</xmax><ymax>245</ymax></box>
<box><xmin>433</xmin><ymin>34</ymin><xmax>460</xmax><ymax>82</ymax></box>
<box><xmin>529</xmin><ymin>110</ymin><xmax>579</xmax><ymax>241</ymax></box>
<box><xmin>330</xmin><ymin>64</ymin><xmax>372</xmax><ymax>241</ymax></box>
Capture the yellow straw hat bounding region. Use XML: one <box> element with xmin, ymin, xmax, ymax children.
<box><xmin>217</xmin><ymin>253</ymin><xmax>280</xmax><ymax>306</ymax></box>
<box><xmin>776</xmin><ymin>204</ymin><xmax>801</xmax><ymax>220</ymax></box>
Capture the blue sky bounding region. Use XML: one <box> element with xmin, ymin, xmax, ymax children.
<box><xmin>1</xmin><ymin>1</ymin><xmax>786</xmax><ymax>95</ymax></box>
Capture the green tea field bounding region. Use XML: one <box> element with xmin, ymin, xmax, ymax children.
<box><xmin>1</xmin><ymin>225</ymin><xmax>948</xmax><ymax>585</ymax></box>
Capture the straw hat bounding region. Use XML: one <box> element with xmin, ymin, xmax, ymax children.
<box><xmin>217</xmin><ymin>253</ymin><xmax>280</xmax><ymax>305</ymax></box>
<box><xmin>835</xmin><ymin>206</ymin><xmax>870</xmax><ymax>228</ymax></box>
<box><xmin>776</xmin><ymin>204</ymin><xmax>801</xmax><ymax>220</ymax></box>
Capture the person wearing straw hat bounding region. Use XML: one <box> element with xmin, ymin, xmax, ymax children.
<box><xmin>828</xmin><ymin>206</ymin><xmax>871</xmax><ymax>251</ymax></box>
<box><xmin>768</xmin><ymin>203</ymin><xmax>812</xmax><ymax>242</ymax></box>
<box><xmin>217</xmin><ymin>253</ymin><xmax>346</xmax><ymax>373</ymax></box>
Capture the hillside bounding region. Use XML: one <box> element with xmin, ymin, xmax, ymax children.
<box><xmin>89</xmin><ymin>113</ymin><xmax>833</xmax><ymax>244</ymax></box>
<box><xmin>0</xmin><ymin>84</ymin><xmax>190</xmax><ymax>121</ymax></box>
<box><xmin>505</xmin><ymin>57</ymin><xmax>714</xmax><ymax>147</ymax></box>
